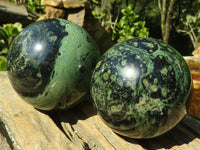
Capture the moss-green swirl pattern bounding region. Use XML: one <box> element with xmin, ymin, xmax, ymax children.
<box><xmin>7</xmin><ymin>18</ymin><xmax>100</xmax><ymax>110</ymax></box>
<box><xmin>91</xmin><ymin>38</ymin><xmax>192</xmax><ymax>138</ymax></box>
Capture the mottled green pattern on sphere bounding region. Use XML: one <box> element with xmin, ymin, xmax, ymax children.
<box><xmin>7</xmin><ymin>18</ymin><xmax>100</xmax><ymax>110</ymax></box>
<box><xmin>91</xmin><ymin>38</ymin><xmax>192</xmax><ymax>138</ymax></box>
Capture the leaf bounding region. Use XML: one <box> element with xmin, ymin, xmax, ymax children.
<box><xmin>0</xmin><ymin>56</ymin><xmax>7</xmax><ymax>71</ymax></box>
<box><xmin>0</xmin><ymin>22</ymin><xmax>23</xmax><ymax>57</ymax></box>
<box><xmin>112</xmin><ymin>5</ymin><xmax>149</xmax><ymax>42</ymax></box>
<box><xmin>118</xmin><ymin>19</ymin><xmax>126</xmax><ymax>28</ymax></box>
<box><xmin>0</xmin><ymin>48</ymin><xmax>8</xmax><ymax>55</ymax></box>
<box><xmin>0</xmin><ymin>28</ymin><xmax>8</xmax><ymax>41</ymax></box>
<box><xmin>14</xmin><ymin>22</ymin><xmax>23</xmax><ymax>32</ymax></box>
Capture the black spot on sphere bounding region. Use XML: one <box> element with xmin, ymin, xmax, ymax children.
<box><xmin>126</xmin><ymin>38</ymin><xmax>159</xmax><ymax>53</ymax></box>
<box><xmin>81</xmin><ymin>56</ymin><xmax>86</xmax><ymax>62</ymax></box>
<box><xmin>91</xmin><ymin>37</ymin><xmax>191</xmax><ymax>138</ymax></box>
<box><xmin>7</xmin><ymin>19</ymin><xmax>69</xmax><ymax>97</ymax></box>
<box><xmin>92</xmin><ymin>58</ymin><xmax>97</xmax><ymax>68</ymax></box>
<box><xmin>81</xmin><ymin>53</ymin><xmax>89</xmax><ymax>63</ymax></box>
<box><xmin>51</xmin><ymin>70</ymin><xmax>55</xmax><ymax>78</ymax></box>
<box><xmin>87</xmin><ymin>36</ymin><xmax>92</xmax><ymax>43</ymax></box>
<box><xmin>45</xmin><ymin>92</ymin><xmax>48</xmax><ymax>96</ymax></box>
<box><xmin>79</xmin><ymin>65</ymin><xmax>86</xmax><ymax>74</ymax></box>
<box><xmin>78</xmin><ymin>44</ymin><xmax>81</xmax><ymax>48</ymax></box>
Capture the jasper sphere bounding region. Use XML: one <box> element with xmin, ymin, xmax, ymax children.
<box><xmin>91</xmin><ymin>38</ymin><xmax>192</xmax><ymax>138</ymax></box>
<box><xmin>7</xmin><ymin>18</ymin><xmax>100</xmax><ymax>110</ymax></box>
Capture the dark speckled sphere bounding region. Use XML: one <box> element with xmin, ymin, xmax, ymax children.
<box><xmin>7</xmin><ymin>18</ymin><xmax>100</xmax><ymax>110</ymax></box>
<box><xmin>91</xmin><ymin>38</ymin><xmax>192</xmax><ymax>138</ymax></box>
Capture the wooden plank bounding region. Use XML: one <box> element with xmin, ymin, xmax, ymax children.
<box><xmin>0</xmin><ymin>0</ymin><xmax>28</xmax><ymax>16</ymax></box>
<box><xmin>0</xmin><ymin>56</ymin><xmax>199</xmax><ymax>150</ymax></box>
<box><xmin>0</xmin><ymin>72</ymin><xmax>80</xmax><ymax>150</ymax></box>
<box><xmin>57</xmin><ymin>56</ymin><xmax>200</xmax><ymax>150</ymax></box>
<box><xmin>0</xmin><ymin>122</ymin><xmax>12</xmax><ymax>150</ymax></box>
<box><xmin>0</xmin><ymin>0</ymin><xmax>35</xmax><ymax>26</ymax></box>
<box><xmin>56</xmin><ymin>102</ymin><xmax>200</xmax><ymax>150</ymax></box>
<box><xmin>184</xmin><ymin>56</ymin><xmax>200</xmax><ymax>120</ymax></box>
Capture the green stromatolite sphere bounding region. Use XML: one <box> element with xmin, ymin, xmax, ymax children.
<box><xmin>7</xmin><ymin>18</ymin><xmax>100</xmax><ymax>110</ymax></box>
<box><xmin>91</xmin><ymin>38</ymin><xmax>192</xmax><ymax>138</ymax></box>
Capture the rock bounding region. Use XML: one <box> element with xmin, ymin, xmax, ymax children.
<box><xmin>45</xmin><ymin>5</ymin><xmax>65</xmax><ymax>18</ymax></box>
<box><xmin>39</xmin><ymin>0</ymin><xmax>113</xmax><ymax>55</ymax></box>
<box><xmin>0</xmin><ymin>72</ymin><xmax>80</xmax><ymax>150</ymax></box>
<box><xmin>192</xmin><ymin>43</ymin><xmax>200</xmax><ymax>56</ymax></box>
<box><xmin>67</xmin><ymin>8</ymin><xmax>85</xmax><ymax>27</ymax></box>
<box><xmin>41</xmin><ymin>0</ymin><xmax>87</xmax><ymax>8</ymax></box>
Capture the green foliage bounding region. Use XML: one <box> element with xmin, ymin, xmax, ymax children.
<box><xmin>89</xmin><ymin>1</ymin><xmax>149</xmax><ymax>43</ymax></box>
<box><xmin>186</xmin><ymin>11</ymin><xmax>200</xmax><ymax>41</ymax></box>
<box><xmin>26</xmin><ymin>0</ymin><xmax>45</xmax><ymax>13</ymax></box>
<box><xmin>91</xmin><ymin>11</ymin><xmax>106</xmax><ymax>26</ymax></box>
<box><xmin>111</xmin><ymin>6</ymin><xmax>149</xmax><ymax>42</ymax></box>
<box><xmin>176</xmin><ymin>1</ymin><xmax>200</xmax><ymax>47</ymax></box>
<box><xmin>0</xmin><ymin>56</ymin><xmax>7</xmax><ymax>71</ymax></box>
<box><xmin>0</xmin><ymin>22</ymin><xmax>23</xmax><ymax>71</ymax></box>
<box><xmin>89</xmin><ymin>0</ymin><xmax>100</xmax><ymax>5</ymax></box>
<box><xmin>7</xmin><ymin>0</ymin><xmax>45</xmax><ymax>13</ymax></box>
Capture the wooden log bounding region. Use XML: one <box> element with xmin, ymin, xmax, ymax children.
<box><xmin>184</xmin><ymin>56</ymin><xmax>200</xmax><ymax>120</ymax></box>
<box><xmin>0</xmin><ymin>72</ymin><xmax>80</xmax><ymax>150</ymax></box>
<box><xmin>0</xmin><ymin>122</ymin><xmax>13</xmax><ymax>150</ymax></box>
<box><xmin>0</xmin><ymin>0</ymin><xmax>34</xmax><ymax>26</ymax></box>
<box><xmin>50</xmin><ymin>56</ymin><xmax>200</xmax><ymax>150</ymax></box>
<box><xmin>0</xmin><ymin>56</ymin><xmax>199</xmax><ymax>149</ymax></box>
<box><xmin>0</xmin><ymin>0</ymin><xmax>28</xmax><ymax>16</ymax></box>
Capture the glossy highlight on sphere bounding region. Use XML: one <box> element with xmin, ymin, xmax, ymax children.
<box><xmin>7</xmin><ymin>18</ymin><xmax>100</xmax><ymax>110</ymax></box>
<box><xmin>91</xmin><ymin>38</ymin><xmax>192</xmax><ymax>138</ymax></box>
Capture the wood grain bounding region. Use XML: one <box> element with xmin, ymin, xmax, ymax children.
<box><xmin>53</xmin><ymin>99</ymin><xmax>200</xmax><ymax>150</ymax></box>
<box><xmin>0</xmin><ymin>56</ymin><xmax>199</xmax><ymax>150</ymax></box>
<box><xmin>184</xmin><ymin>56</ymin><xmax>200</xmax><ymax>120</ymax></box>
<box><xmin>0</xmin><ymin>72</ymin><xmax>80</xmax><ymax>150</ymax></box>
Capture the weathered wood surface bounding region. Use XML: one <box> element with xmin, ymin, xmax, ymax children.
<box><xmin>0</xmin><ymin>0</ymin><xmax>35</xmax><ymax>26</ymax></box>
<box><xmin>0</xmin><ymin>72</ymin><xmax>80</xmax><ymax>150</ymax></box>
<box><xmin>0</xmin><ymin>56</ymin><xmax>200</xmax><ymax>150</ymax></box>
<box><xmin>184</xmin><ymin>56</ymin><xmax>200</xmax><ymax>120</ymax></box>
<box><xmin>0</xmin><ymin>0</ymin><xmax>28</xmax><ymax>16</ymax></box>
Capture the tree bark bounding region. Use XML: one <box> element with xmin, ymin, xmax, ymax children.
<box><xmin>158</xmin><ymin>0</ymin><xmax>166</xmax><ymax>38</ymax></box>
<box><xmin>158</xmin><ymin>0</ymin><xmax>176</xmax><ymax>43</ymax></box>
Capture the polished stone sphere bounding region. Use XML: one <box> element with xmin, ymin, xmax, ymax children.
<box><xmin>7</xmin><ymin>18</ymin><xmax>100</xmax><ymax>110</ymax></box>
<box><xmin>91</xmin><ymin>38</ymin><xmax>192</xmax><ymax>138</ymax></box>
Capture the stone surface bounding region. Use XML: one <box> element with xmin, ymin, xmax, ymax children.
<box><xmin>41</xmin><ymin>0</ymin><xmax>86</xmax><ymax>8</ymax></box>
<box><xmin>45</xmin><ymin>5</ymin><xmax>65</xmax><ymax>18</ymax></box>
<box><xmin>91</xmin><ymin>38</ymin><xmax>192</xmax><ymax>138</ymax></box>
<box><xmin>7</xmin><ymin>18</ymin><xmax>100</xmax><ymax>110</ymax></box>
<box><xmin>67</xmin><ymin>8</ymin><xmax>85</xmax><ymax>27</ymax></box>
<box><xmin>0</xmin><ymin>72</ymin><xmax>80</xmax><ymax>150</ymax></box>
<box><xmin>192</xmin><ymin>43</ymin><xmax>200</xmax><ymax>56</ymax></box>
<box><xmin>39</xmin><ymin>1</ymin><xmax>113</xmax><ymax>55</ymax></box>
